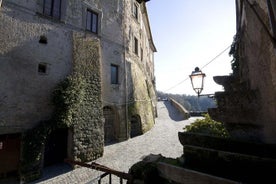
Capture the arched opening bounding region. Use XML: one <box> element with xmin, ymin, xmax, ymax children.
<box><xmin>44</xmin><ymin>128</ymin><xmax>68</xmax><ymax>167</ymax></box>
<box><xmin>130</xmin><ymin>115</ymin><xmax>142</xmax><ymax>138</ymax></box>
<box><xmin>103</xmin><ymin>106</ymin><xmax>117</xmax><ymax>144</ymax></box>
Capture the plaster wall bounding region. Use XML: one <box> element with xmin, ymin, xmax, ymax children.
<box><xmin>0</xmin><ymin>0</ymin><xmax>156</xmax><ymax>142</ymax></box>
<box><xmin>100</xmin><ymin>0</ymin><xmax>157</xmax><ymax>138</ymax></box>
<box><xmin>124</xmin><ymin>0</ymin><xmax>157</xmax><ymax>133</ymax></box>
<box><xmin>0</xmin><ymin>1</ymin><xmax>72</xmax><ymax>133</ymax></box>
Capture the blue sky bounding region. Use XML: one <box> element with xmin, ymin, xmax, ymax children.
<box><xmin>147</xmin><ymin>0</ymin><xmax>236</xmax><ymax>95</ymax></box>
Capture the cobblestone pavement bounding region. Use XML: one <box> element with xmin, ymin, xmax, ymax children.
<box><xmin>32</xmin><ymin>101</ymin><xmax>198</xmax><ymax>184</ymax></box>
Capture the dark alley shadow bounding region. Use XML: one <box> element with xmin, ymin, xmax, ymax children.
<box><xmin>163</xmin><ymin>101</ymin><xmax>185</xmax><ymax>122</ymax></box>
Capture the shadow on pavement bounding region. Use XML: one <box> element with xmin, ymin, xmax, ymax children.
<box><xmin>30</xmin><ymin>163</ymin><xmax>72</xmax><ymax>184</ymax></box>
<box><xmin>163</xmin><ymin>101</ymin><xmax>185</xmax><ymax>122</ymax></box>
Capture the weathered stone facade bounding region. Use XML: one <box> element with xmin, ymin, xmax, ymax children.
<box><xmin>209</xmin><ymin>0</ymin><xmax>276</xmax><ymax>143</ymax></box>
<box><xmin>0</xmin><ymin>0</ymin><xmax>156</xmax><ymax>181</ymax></box>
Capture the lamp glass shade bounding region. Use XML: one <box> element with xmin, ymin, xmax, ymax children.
<box><xmin>189</xmin><ymin>68</ymin><xmax>206</xmax><ymax>96</ymax></box>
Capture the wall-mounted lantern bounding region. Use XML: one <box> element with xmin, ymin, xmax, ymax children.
<box><xmin>189</xmin><ymin>67</ymin><xmax>206</xmax><ymax>97</ymax></box>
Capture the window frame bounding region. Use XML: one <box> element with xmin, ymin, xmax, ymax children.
<box><xmin>43</xmin><ymin>0</ymin><xmax>62</xmax><ymax>19</ymax></box>
<box><xmin>86</xmin><ymin>9</ymin><xmax>99</xmax><ymax>34</ymax></box>
<box><xmin>111</xmin><ymin>64</ymin><xmax>119</xmax><ymax>85</ymax></box>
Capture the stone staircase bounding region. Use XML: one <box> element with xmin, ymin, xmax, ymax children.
<box><xmin>178</xmin><ymin>132</ymin><xmax>276</xmax><ymax>183</ymax></box>
<box><xmin>208</xmin><ymin>75</ymin><xmax>263</xmax><ymax>141</ymax></box>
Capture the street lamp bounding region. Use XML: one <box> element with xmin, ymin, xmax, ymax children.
<box><xmin>189</xmin><ymin>67</ymin><xmax>206</xmax><ymax>97</ymax></box>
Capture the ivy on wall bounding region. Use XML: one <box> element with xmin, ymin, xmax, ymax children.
<box><xmin>229</xmin><ymin>34</ymin><xmax>240</xmax><ymax>75</ymax></box>
<box><xmin>20</xmin><ymin>74</ymin><xmax>87</xmax><ymax>182</ymax></box>
<box><xmin>52</xmin><ymin>74</ymin><xmax>86</xmax><ymax>128</ymax></box>
<box><xmin>20</xmin><ymin>121</ymin><xmax>51</xmax><ymax>182</ymax></box>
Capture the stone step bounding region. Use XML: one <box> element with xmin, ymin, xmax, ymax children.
<box><xmin>178</xmin><ymin>132</ymin><xmax>276</xmax><ymax>159</ymax></box>
<box><xmin>208</xmin><ymin>107</ymin><xmax>258</xmax><ymax>124</ymax></box>
<box><xmin>183</xmin><ymin>145</ymin><xmax>276</xmax><ymax>183</ymax></box>
<box><xmin>214</xmin><ymin>90</ymin><xmax>259</xmax><ymax>109</ymax></box>
<box><xmin>178</xmin><ymin>132</ymin><xmax>276</xmax><ymax>183</ymax></box>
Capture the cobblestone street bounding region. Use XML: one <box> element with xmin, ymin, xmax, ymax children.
<box><xmin>32</xmin><ymin>101</ymin><xmax>197</xmax><ymax>184</ymax></box>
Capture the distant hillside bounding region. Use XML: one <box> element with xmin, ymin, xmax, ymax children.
<box><xmin>157</xmin><ymin>91</ymin><xmax>216</xmax><ymax>111</ymax></box>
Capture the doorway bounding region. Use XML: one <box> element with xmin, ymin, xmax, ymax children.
<box><xmin>44</xmin><ymin>128</ymin><xmax>68</xmax><ymax>167</ymax></box>
<box><xmin>130</xmin><ymin>115</ymin><xmax>142</xmax><ymax>138</ymax></box>
<box><xmin>103</xmin><ymin>106</ymin><xmax>117</xmax><ymax>144</ymax></box>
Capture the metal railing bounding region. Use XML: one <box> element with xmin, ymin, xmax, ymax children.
<box><xmin>65</xmin><ymin>159</ymin><xmax>133</xmax><ymax>184</ymax></box>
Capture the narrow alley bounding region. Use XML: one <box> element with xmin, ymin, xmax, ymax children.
<box><xmin>32</xmin><ymin>101</ymin><xmax>197</xmax><ymax>184</ymax></box>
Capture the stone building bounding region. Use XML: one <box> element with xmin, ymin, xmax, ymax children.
<box><xmin>210</xmin><ymin>0</ymin><xmax>276</xmax><ymax>144</ymax></box>
<box><xmin>0</xmin><ymin>0</ymin><xmax>156</xmax><ymax>181</ymax></box>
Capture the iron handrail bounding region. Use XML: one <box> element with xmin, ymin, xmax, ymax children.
<box><xmin>64</xmin><ymin>159</ymin><xmax>133</xmax><ymax>183</ymax></box>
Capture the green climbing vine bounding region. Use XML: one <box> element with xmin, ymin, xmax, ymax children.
<box><xmin>20</xmin><ymin>36</ymin><xmax>103</xmax><ymax>182</ymax></box>
<box><xmin>20</xmin><ymin>74</ymin><xmax>87</xmax><ymax>182</ymax></box>
<box><xmin>52</xmin><ymin>74</ymin><xmax>87</xmax><ymax>128</ymax></box>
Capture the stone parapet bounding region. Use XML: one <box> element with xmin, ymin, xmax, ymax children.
<box><xmin>169</xmin><ymin>98</ymin><xmax>190</xmax><ymax>120</ymax></box>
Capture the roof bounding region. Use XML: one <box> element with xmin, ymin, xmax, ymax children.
<box><xmin>140</xmin><ymin>2</ymin><xmax>157</xmax><ymax>52</ymax></box>
<box><xmin>136</xmin><ymin>0</ymin><xmax>150</xmax><ymax>3</ymax></box>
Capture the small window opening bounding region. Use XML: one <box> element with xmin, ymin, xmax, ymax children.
<box><xmin>141</xmin><ymin>48</ymin><xmax>143</xmax><ymax>61</ymax></box>
<box><xmin>134</xmin><ymin>37</ymin><xmax>139</xmax><ymax>55</ymax></box>
<box><xmin>111</xmin><ymin>64</ymin><xmax>119</xmax><ymax>84</ymax></box>
<box><xmin>38</xmin><ymin>63</ymin><xmax>47</xmax><ymax>74</ymax></box>
<box><xmin>39</xmin><ymin>36</ymin><xmax>48</xmax><ymax>44</ymax></box>
<box><xmin>133</xmin><ymin>3</ymin><xmax>139</xmax><ymax>20</ymax></box>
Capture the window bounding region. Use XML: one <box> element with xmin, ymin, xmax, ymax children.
<box><xmin>268</xmin><ymin>0</ymin><xmax>276</xmax><ymax>37</ymax></box>
<box><xmin>134</xmin><ymin>37</ymin><xmax>139</xmax><ymax>55</ymax></box>
<box><xmin>39</xmin><ymin>35</ymin><xmax>48</xmax><ymax>44</ymax></box>
<box><xmin>86</xmin><ymin>10</ymin><xmax>98</xmax><ymax>34</ymax></box>
<box><xmin>133</xmin><ymin>3</ymin><xmax>139</xmax><ymax>20</ymax></box>
<box><xmin>38</xmin><ymin>63</ymin><xmax>47</xmax><ymax>74</ymax></box>
<box><xmin>43</xmin><ymin>0</ymin><xmax>61</xmax><ymax>19</ymax></box>
<box><xmin>141</xmin><ymin>48</ymin><xmax>143</xmax><ymax>61</ymax></box>
<box><xmin>111</xmin><ymin>64</ymin><xmax>119</xmax><ymax>84</ymax></box>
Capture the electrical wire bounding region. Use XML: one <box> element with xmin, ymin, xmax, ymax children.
<box><xmin>102</xmin><ymin>44</ymin><xmax>232</xmax><ymax>105</ymax></box>
<box><xmin>163</xmin><ymin>44</ymin><xmax>232</xmax><ymax>92</ymax></box>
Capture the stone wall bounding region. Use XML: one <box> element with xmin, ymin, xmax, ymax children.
<box><xmin>71</xmin><ymin>33</ymin><xmax>103</xmax><ymax>161</ymax></box>
<box><xmin>124</xmin><ymin>1</ymin><xmax>157</xmax><ymax>134</ymax></box>
<box><xmin>169</xmin><ymin>98</ymin><xmax>190</xmax><ymax>120</ymax></box>
<box><xmin>210</xmin><ymin>0</ymin><xmax>276</xmax><ymax>143</ymax></box>
<box><xmin>128</xmin><ymin>62</ymin><xmax>156</xmax><ymax>133</ymax></box>
<box><xmin>237</xmin><ymin>0</ymin><xmax>276</xmax><ymax>143</ymax></box>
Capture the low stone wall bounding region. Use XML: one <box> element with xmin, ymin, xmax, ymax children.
<box><xmin>169</xmin><ymin>98</ymin><xmax>190</xmax><ymax>120</ymax></box>
<box><xmin>178</xmin><ymin>132</ymin><xmax>276</xmax><ymax>183</ymax></box>
<box><xmin>157</xmin><ymin>162</ymin><xmax>237</xmax><ymax>184</ymax></box>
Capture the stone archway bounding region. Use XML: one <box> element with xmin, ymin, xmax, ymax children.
<box><xmin>103</xmin><ymin>106</ymin><xmax>117</xmax><ymax>144</ymax></box>
<box><xmin>130</xmin><ymin>115</ymin><xmax>142</xmax><ymax>138</ymax></box>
